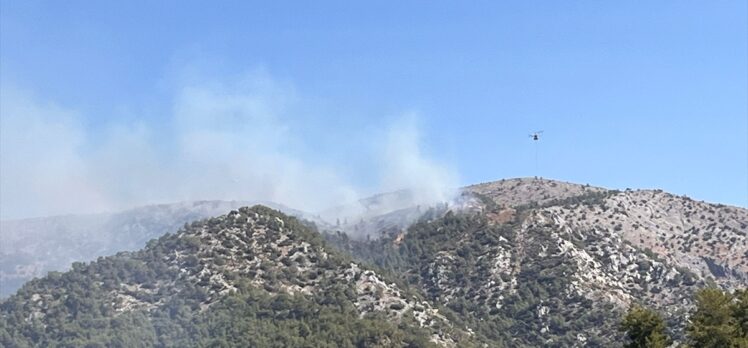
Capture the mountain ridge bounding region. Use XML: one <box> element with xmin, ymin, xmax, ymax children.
<box><xmin>1</xmin><ymin>205</ymin><xmax>478</xmax><ymax>347</ymax></box>
<box><xmin>2</xmin><ymin>178</ymin><xmax>746</xmax><ymax>346</ymax></box>
<box><xmin>0</xmin><ymin>200</ymin><xmax>310</xmax><ymax>297</ymax></box>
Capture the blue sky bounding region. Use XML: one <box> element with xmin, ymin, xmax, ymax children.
<box><xmin>1</xmin><ymin>1</ymin><xmax>746</xmax><ymax>218</ymax></box>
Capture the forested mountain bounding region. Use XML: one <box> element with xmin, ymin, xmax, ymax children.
<box><xmin>0</xmin><ymin>206</ymin><xmax>476</xmax><ymax>347</ymax></box>
<box><xmin>1</xmin><ymin>178</ymin><xmax>746</xmax><ymax>347</ymax></box>
<box><xmin>327</xmin><ymin>178</ymin><xmax>747</xmax><ymax>346</ymax></box>
<box><xmin>0</xmin><ymin>200</ymin><xmax>306</xmax><ymax>297</ymax></box>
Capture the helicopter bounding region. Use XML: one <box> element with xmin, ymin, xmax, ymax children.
<box><xmin>529</xmin><ymin>130</ymin><xmax>543</xmax><ymax>141</ymax></box>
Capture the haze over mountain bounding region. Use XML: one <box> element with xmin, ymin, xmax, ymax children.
<box><xmin>2</xmin><ymin>178</ymin><xmax>745</xmax><ymax>346</ymax></box>
<box><xmin>0</xmin><ymin>200</ymin><xmax>309</xmax><ymax>297</ymax></box>
<box><xmin>2</xmin><ymin>2</ymin><xmax>746</xmax><ymax>346</ymax></box>
<box><xmin>0</xmin><ymin>183</ymin><xmax>459</xmax><ymax>298</ymax></box>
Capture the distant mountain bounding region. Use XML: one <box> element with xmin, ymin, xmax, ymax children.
<box><xmin>322</xmin><ymin>190</ymin><xmax>483</xmax><ymax>241</ymax></box>
<box><xmin>466</xmin><ymin>177</ymin><xmax>608</xmax><ymax>207</ymax></box>
<box><xmin>0</xmin><ymin>200</ymin><xmax>306</xmax><ymax>297</ymax></box>
<box><xmin>467</xmin><ymin>178</ymin><xmax>747</xmax><ymax>287</ymax></box>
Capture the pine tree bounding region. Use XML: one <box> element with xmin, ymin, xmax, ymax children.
<box><xmin>731</xmin><ymin>289</ymin><xmax>748</xmax><ymax>347</ymax></box>
<box><xmin>687</xmin><ymin>287</ymin><xmax>737</xmax><ymax>348</ymax></box>
<box><xmin>620</xmin><ymin>305</ymin><xmax>670</xmax><ymax>348</ymax></box>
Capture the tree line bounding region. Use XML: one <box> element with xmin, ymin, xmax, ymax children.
<box><xmin>621</xmin><ymin>287</ymin><xmax>747</xmax><ymax>347</ymax></box>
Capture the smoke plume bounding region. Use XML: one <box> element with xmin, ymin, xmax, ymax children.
<box><xmin>0</xmin><ymin>73</ymin><xmax>459</xmax><ymax>222</ymax></box>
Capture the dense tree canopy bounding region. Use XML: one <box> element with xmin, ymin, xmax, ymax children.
<box><xmin>621</xmin><ymin>288</ymin><xmax>748</xmax><ymax>348</ymax></box>
<box><xmin>687</xmin><ymin>288</ymin><xmax>747</xmax><ymax>348</ymax></box>
<box><xmin>620</xmin><ymin>305</ymin><xmax>670</xmax><ymax>348</ymax></box>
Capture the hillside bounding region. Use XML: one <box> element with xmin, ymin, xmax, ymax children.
<box><xmin>465</xmin><ymin>177</ymin><xmax>607</xmax><ymax>208</ymax></box>
<box><xmin>0</xmin><ymin>206</ymin><xmax>476</xmax><ymax>347</ymax></box>
<box><xmin>470</xmin><ymin>178</ymin><xmax>747</xmax><ymax>285</ymax></box>
<box><xmin>0</xmin><ymin>200</ymin><xmax>308</xmax><ymax>297</ymax></box>
<box><xmin>2</xmin><ymin>178</ymin><xmax>746</xmax><ymax>347</ymax></box>
<box><xmin>326</xmin><ymin>178</ymin><xmax>748</xmax><ymax>346</ymax></box>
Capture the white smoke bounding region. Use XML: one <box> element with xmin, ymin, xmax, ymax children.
<box><xmin>0</xmin><ymin>88</ymin><xmax>111</xmax><ymax>219</ymax></box>
<box><xmin>0</xmin><ymin>74</ymin><xmax>459</xmax><ymax>221</ymax></box>
<box><xmin>379</xmin><ymin>116</ymin><xmax>458</xmax><ymax>205</ymax></box>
